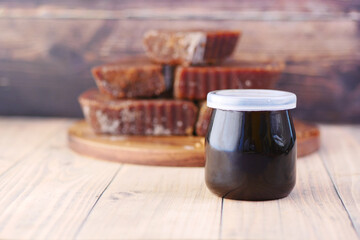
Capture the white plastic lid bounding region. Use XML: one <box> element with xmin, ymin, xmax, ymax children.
<box><xmin>207</xmin><ymin>89</ymin><xmax>297</xmax><ymax>111</ymax></box>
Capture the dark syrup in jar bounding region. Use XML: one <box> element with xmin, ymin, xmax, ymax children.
<box><xmin>205</xmin><ymin>110</ymin><xmax>296</xmax><ymax>201</ymax></box>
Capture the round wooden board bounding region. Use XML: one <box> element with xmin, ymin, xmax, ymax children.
<box><xmin>68</xmin><ymin>120</ymin><xmax>320</xmax><ymax>167</ymax></box>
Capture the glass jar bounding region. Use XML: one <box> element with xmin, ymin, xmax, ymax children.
<box><xmin>205</xmin><ymin>89</ymin><xmax>297</xmax><ymax>201</ymax></box>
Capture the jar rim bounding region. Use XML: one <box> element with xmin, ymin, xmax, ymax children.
<box><xmin>207</xmin><ymin>89</ymin><xmax>297</xmax><ymax>111</ymax></box>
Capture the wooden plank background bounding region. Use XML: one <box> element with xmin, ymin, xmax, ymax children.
<box><xmin>0</xmin><ymin>0</ymin><xmax>359</xmax><ymax>122</ymax></box>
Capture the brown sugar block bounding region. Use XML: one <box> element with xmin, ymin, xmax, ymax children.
<box><xmin>143</xmin><ymin>29</ymin><xmax>240</xmax><ymax>65</ymax></box>
<box><xmin>195</xmin><ymin>102</ymin><xmax>213</xmax><ymax>137</ymax></box>
<box><xmin>174</xmin><ymin>60</ymin><xmax>284</xmax><ymax>100</ymax></box>
<box><xmin>79</xmin><ymin>89</ymin><xmax>198</xmax><ymax>136</ymax></box>
<box><xmin>92</xmin><ymin>57</ymin><xmax>174</xmax><ymax>99</ymax></box>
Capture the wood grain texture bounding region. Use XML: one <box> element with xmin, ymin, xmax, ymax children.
<box><xmin>1</xmin><ymin>20</ymin><xmax>357</xmax><ymax>62</ymax></box>
<box><xmin>0</xmin><ymin>117</ymin><xmax>359</xmax><ymax>239</ymax></box>
<box><xmin>68</xmin><ymin>121</ymin><xmax>205</xmax><ymax>167</ymax></box>
<box><xmin>319</xmin><ymin>126</ymin><xmax>360</xmax><ymax>236</ymax></box>
<box><xmin>76</xmin><ymin>165</ymin><xmax>222</xmax><ymax>239</ymax></box>
<box><xmin>277</xmin><ymin>58</ymin><xmax>360</xmax><ymax>123</ymax></box>
<box><xmin>0</xmin><ymin>2</ymin><xmax>359</xmax><ymax>121</ymax></box>
<box><xmin>0</xmin><ymin>117</ymin><xmax>122</xmax><ymax>239</ymax></box>
<box><xmin>0</xmin><ymin>118</ymin><xmax>70</xmax><ymax>173</ymax></box>
<box><xmin>1</xmin><ymin>0</ymin><xmax>359</xmax><ymax>13</ymax></box>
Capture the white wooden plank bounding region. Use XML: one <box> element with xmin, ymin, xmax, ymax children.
<box><xmin>221</xmin><ymin>151</ymin><xmax>359</xmax><ymax>239</ymax></box>
<box><xmin>0</xmin><ymin>117</ymin><xmax>69</xmax><ymax>173</ymax></box>
<box><xmin>1</xmin><ymin>119</ymin><xmax>359</xmax><ymax>239</ymax></box>
<box><xmin>0</xmin><ymin>118</ymin><xmax>121</xmax><ymax>239</ymax></box>
<box><xmin>77</xmin><ymin>165</ymin><xmax>221</xmax><ymax>239</ymax></box>
<box><xmin>345</xmin><ymin>125</ymin><xmax>360</xmax><ymax>144</ymax></box>
<box><xmin>319</xmin><ymin>125</ymin><xmax>360</xmax><ymax>237</ymax></box>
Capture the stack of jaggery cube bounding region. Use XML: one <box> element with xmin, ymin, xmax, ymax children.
<box><xmin>79</xmin><ymin>29</ymin><xmax>284</xmax><ymax>136</ymax></box>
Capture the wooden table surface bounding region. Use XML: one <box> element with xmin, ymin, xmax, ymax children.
<box><xmin>0</xmin><ymin>117</ymin><xmax>359</xmax><ymax>240</ymax></box>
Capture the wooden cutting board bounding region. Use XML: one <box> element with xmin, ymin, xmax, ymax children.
<box><xmin>68</xmin><ymin>120</ymin><xmax>320</xmax><ymax>167</ymax></box>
